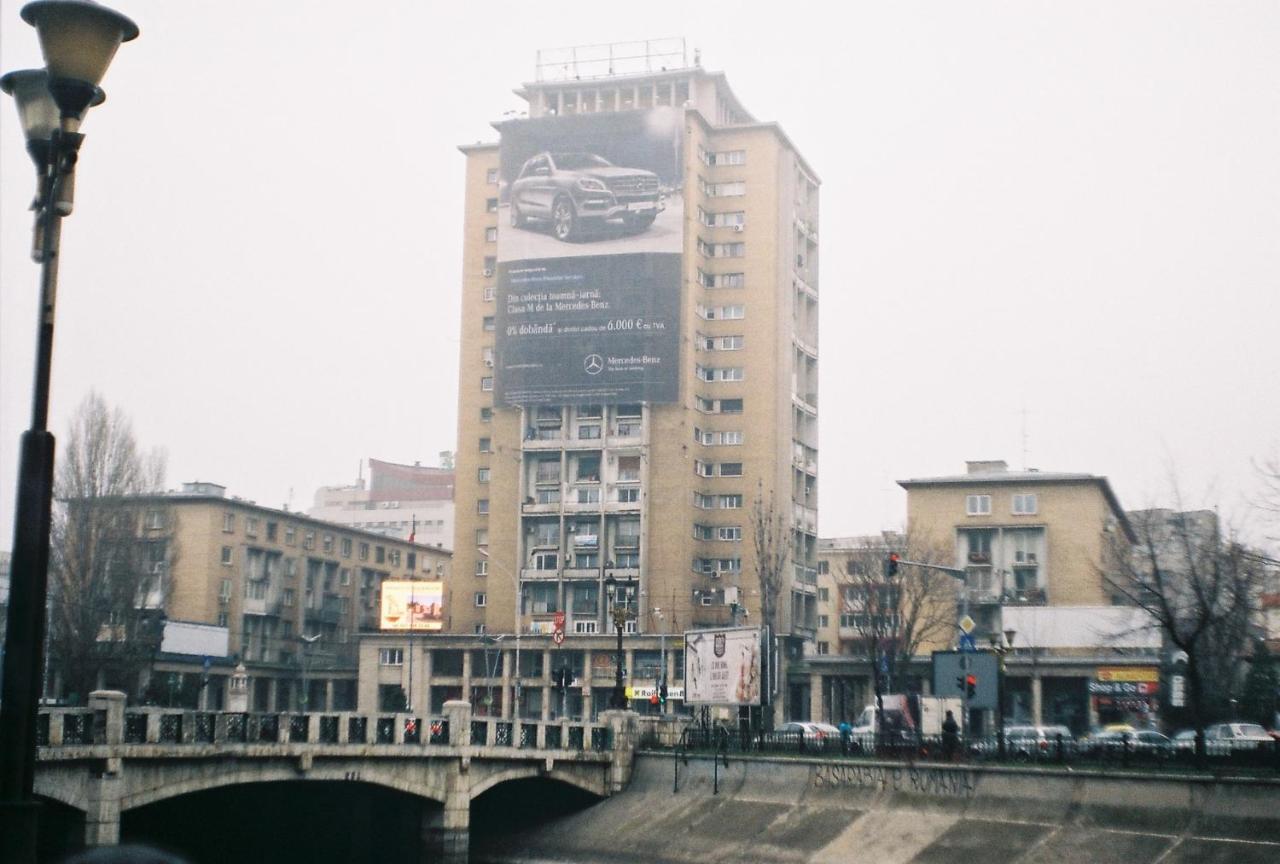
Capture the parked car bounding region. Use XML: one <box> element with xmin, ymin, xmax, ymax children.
<box><xmin>1203</xmin><ymin>722</ymin><xmax>1273</xmax><ymax>754</ymax></box>
<box><xmin>1085</xmin><ymin>729</ymin><xmax>1172</xmax><ymax>760</ymax></box>
<box><xmin>1172</xmin><ymin>729</ymin><xmax>1197</xmax><ymax>755</ymax></box>
<box><xmin>509</xmin><ymin>151</ymin><xmax>664</xmax><ymax>241</ymax></box>
<box><xmin>1003</xmin><ymin>724</ymin><xmax>1074</xmax><ymax>760</ymax></box>
<box><xmin>777</xmin><ymin>721</ymin><xmax>841</xmax><ymax>749</ymax></box>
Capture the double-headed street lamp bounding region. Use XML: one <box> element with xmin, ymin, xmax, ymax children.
<box><xmin>604</xmin><ymin>574</ymin><xmax>633</xmax><ymax>709</ymax></box>
<box><xmin>0</xmin><ymin>3</ymin><xmax>138</xmax><ymax>860</ymax></box>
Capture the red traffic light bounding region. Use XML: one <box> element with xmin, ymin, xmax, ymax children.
<box><xmin>965</xmin><ymin>674</ymin><xmax>976</xmax><ymax>685</ymax></box>
<box><xmin>884</xmin><ymin>553</ymin><xmax>901</xmax><ymax>578</ymax></box>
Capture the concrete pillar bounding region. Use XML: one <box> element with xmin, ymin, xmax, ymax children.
<box><xmin>809</xmin><ymin>674</ymin><xmax>824</xmax><ymax>723</ymax></box>
<box><xmin>1031</xmin><ymin>675</ymin><xmax>1044</xmax><ymax>726</ymax></box>
<box><xmin>429</xmin><ymin>699</ymin><xmax>472</xmax><ymax>863</ymax></box>
<box><xmin>88</xmin><ymin>690</ymin><xmax>125</xmax><ymax>745</ymax></box>
<box><xmin>443</xmin><ymin>699</ymin><xmax>471</xmax><ymax>748</ymax></box>
<box><xmin>80</xmin><ymin>697</ymin><xmax>124</xmax><ymax>850</ymax></box>
<box><xmin>461</xmin><ymin>651</ymin><xmax>472</xmax><ymax>706</ymax></box>
<box><xmin>501</xmin><ymin>648</ymin><xmax>513</xmax><ymax>720</ymax></box>
<box><xmin>601</xmin><ymin>710</ymin><xmax>638</xmax><ymax>794</ymax></box>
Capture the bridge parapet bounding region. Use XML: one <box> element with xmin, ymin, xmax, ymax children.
<box><xmin>38</xmin><ymin>693</ymin><xmax>613</xmax><ymax>755</ymax></box>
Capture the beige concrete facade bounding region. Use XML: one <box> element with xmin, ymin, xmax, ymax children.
<box><xmin>109</xmin><ymin>483</ymin><xmax>450</xmax><ymax>711</ymax></box>
<box><xmin>448</xmin><ymin>63</ymin><xmax>820</xmax><ymax>721</ymax></box>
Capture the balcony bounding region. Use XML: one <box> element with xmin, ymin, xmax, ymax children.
<box><xmin>960</xmin><ymin>587</ymin><xmax>1002</xmax><ymax>606</ymax></box>
<box><xmin>793</xmin><ymin>564</ymin><xmax>818</xmax><ymax>586</ymax></box>
<box><xmin>562</xmin><ymin>568</ymin><xmax>598</xmax><ymax>580</ymax></box>
<box><xmin>522</xmin><ymin>428</ymin><xmax>563</xmax><ymax>450</ymax></box>
<box><xmin>1004</xmin><ymin>587</ymin><xmax>1048</xmax><ymax>606</ymax></box>
<box><xmin>607</xmin><ymin>567</ymin><xmax>640</xmax><ymax>581</ymax></box>
<box><xmin>792</xmin><ymin>504</ymin><xmax>817</xmax><ymax>534</ymax></box>
<box><xmin>521</xmin><ymin>568</ymin><xmax>559</xmax><ymax>581</ymax></box>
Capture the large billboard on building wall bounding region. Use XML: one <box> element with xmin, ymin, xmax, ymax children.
<box><xmin>495</xmin><ymin>108</ymin><xmax>683</xmax><ymax>406</ymax></box>
<box><xmin>684</xmin><ymin>627</ymin><xmax>763</xmax><ymax>706</ymax></box>
<box><xmin>380</xmin><ymin>580</ymin><xmax>444</xmax><ymax>631</ymax></box>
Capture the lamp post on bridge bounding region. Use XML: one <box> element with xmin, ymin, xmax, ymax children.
<box><xmin>0</xmin><ymin>4</ymin><xmax>139</xmax><ymax>861</ymax></box>
<box><xmin>604</xmin><ymin>574</ymin><xmax>633</xmax><ymax>709</ymax></box>
<box><xmin>990</xmin><ymin>629</ymin><xmax>1016</xmax><ymax>759</ymax></box>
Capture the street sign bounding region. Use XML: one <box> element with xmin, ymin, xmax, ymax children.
<box><xmin>552</xmin><ymin>630</ymin><xmax>565</xmax><ymax>645</ymax></box>
<box><xmin>958</xmin><ymin>615</ymin><xmax>975</xmax><ymax>634</ymax></box>
<box><xmin>958</xmin><ymin>633</ymin><xmax>976</xmax><ymax>653</ymax></box>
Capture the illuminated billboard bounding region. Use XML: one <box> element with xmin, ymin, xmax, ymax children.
<box><xmin>494</xmin><ymin>107</ymin><xmax>683</xmax><ymax>406</ymax></box>
<box><xmin>379</xmin><ymin>580</ymin><xmax>444</xmax><ymax>631</ymax></box>
<box><xmin>684</xmin><ymin>627</ymin><xmax>762</xmax><ymax>706</ymax></box>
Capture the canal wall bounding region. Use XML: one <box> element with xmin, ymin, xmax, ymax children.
<box><xmin>480</xmin><ymin>752</ymin><xmax>1280</xmax><ymax>864</ymax></box>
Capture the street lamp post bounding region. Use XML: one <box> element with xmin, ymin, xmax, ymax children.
<box><xmin>604</xmin><ymin>575</ymin><xmax>631</xmax><ymax>709</ymax></box>
<box><xmin>990</xmin><ymin>629</ymin><xmax>1016</xmax><ymax>759</ymax></box>
<box><xmin>0</xmin><ymin>4</ymin><xmax>138</xmax><ymax>860</ymax></box>
<box><xmin>298</xmin><ymin>633</ymin><xmax>321</xmax><ymax>712</ymax></box>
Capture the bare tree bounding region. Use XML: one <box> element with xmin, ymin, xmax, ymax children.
<box><xmin>1105</xmin><ymin>506</ymin><xmax>1263</xmax><ymax>760</ymax></box>
<box><xmin>751</xmin><ymin>483</ymin><xmax>790</xmax><ymax>729</ymax></box>
<box><xmin>47</xmin><ymin>393</ymin><xmax>169</xmax><ymax>704</ymax></box>
<box><xmin>830</xmin><ymin>532</ymin><xmax>957</xmax><ymax>696</ymax></box>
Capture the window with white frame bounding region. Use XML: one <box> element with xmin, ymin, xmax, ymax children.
<box><xmin>222</xmin><ymin>512</ymin><xmax>235</xmax><ymax>533</ymax></box>
<box><xmin>474</xmin><ymin>592</ymin><xmax>487</xmax><ymax>607</ymax></box>
<box><xmin>477</xmin><ymin>499</ymin><xmax>489</xmax><ymax>515</ymax></box>
<box><xmin>485</xmin><ymin>227</ymin><xmax>497</xmax><ymax>242</ymax></box>
<box><xmin>1012</xmin><ymin>493</ymin><xmax>1038</xmax><ymax>515</ymax></box>
<box><xmin>477</xmin><ymin>467</ymin><xmax>490</xmax><ymax>483</ymax></box>
<box><xmin>379</xmin><ymin>648</ymin><xmax>404</xmax><ymax>666</ymax></box>
<box><xmin>221</xmin><ymin>546</ymin><xmax>232</xmax><ymax>565</ymax></box>
<box><xmin>697</xmin><ymin>304</ymin><xmax>745</xmax><ymax>320</ymax></box>
<box><xmin>966</xmin><ymin>494</ymin><xmax>992</xmax><ymax>516</ymax></box>
<box><xmin>481</xmin><ymin>377</ymin><xmax>494</xmax><ymax>391</ymax></box>
<box><xmin>486</xmin><ymin>168</ymin><xmax>498</xmax><ymax>184</ymax></box>
<box><xmin>702</xmin><ymin>180</ymin><xmax>745</xmax><ymax>197</ymax></box>
<box><xmin>699</xmin><ymin>334</ymin><xmax>744</xmax><ymax>351</ymax></box>
<box><xmin>718</xmin><ymin>526</ymin><xmax>742</xmax><ymax>541</ymax></box>
<box><xmin>475</xmin><ymin>559</ymin><xmax>488</xmax><ymax>576</ymax></box>
<box><xmin>719</xmin><ymin>494</ymin><xmax>743</xmax><ymax>509</ymax></box>
<box><xmin>618</xmin><ymin>487</ymin><xmax>640</xmax><ymax>503</ymax></box>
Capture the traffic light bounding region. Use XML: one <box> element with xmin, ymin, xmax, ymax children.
<box><xmin>884</xmin><ymin>553</ymin><xmax>900</xmax><ymax>578</ymax></box>
<box><xmin>553</xmin><ymin>668</ymin><xmax>568</xmax><ymax>694</ymax></box>
<box><xmin>659</xmin><ymin>681</ymin><xmax>668</xmax><ymax>705</ymax></box>
<box><xmin>965</xmin><ymin>674</ymin><xmax>977</xmax><ymax>700</ymax></box>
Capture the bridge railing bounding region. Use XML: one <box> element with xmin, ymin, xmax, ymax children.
<box><xmin>37</xmin><ymin>702</ymin><xmax>613</xmax><ymax>755</ymax></box>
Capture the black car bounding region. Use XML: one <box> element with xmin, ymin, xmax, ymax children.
<box><xmin>509</xmin><ymin>152</ymin><xmax>663</xmax><ymax>241</ymax></box>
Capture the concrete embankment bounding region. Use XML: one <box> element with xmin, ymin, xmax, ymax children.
<box><xmin>480</xmin><ymin>752</ymin><xmax>1280</xmax><ymax>864</ymax></box>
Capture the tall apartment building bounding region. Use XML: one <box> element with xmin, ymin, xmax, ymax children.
<box><xmin>309</xmin><ymin>457</ymin><xmax>455</xmax><ymax>547</ymax></box>
<box><xmin>450</xmin><ymin>44</ymin><xmax>819</xmax><ymax>715</ymax></box>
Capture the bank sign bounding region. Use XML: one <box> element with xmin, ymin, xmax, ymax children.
<box><xmin>684</xmin><ymin>627</ymin><xmax>762</xmax><ymax>706</ymax></box>
<box><xmin>494</xmin><ymin>108</ymin><xmax>683</xmax><ymax>405</ymax></box>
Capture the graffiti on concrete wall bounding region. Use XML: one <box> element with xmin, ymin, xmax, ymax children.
<box><xmin>811</xmin><ymin>763</ymin><xmax>977</xmax><ymax>798</ymax></box>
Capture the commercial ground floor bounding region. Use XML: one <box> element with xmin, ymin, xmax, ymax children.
<box><xmin>797</xmin><ymin>653</ymin><xmax>1166</xmax><ymax>736</ymax></box>
<box><xmin>357</xmin><ymin>632</ymin><xmax>693</xmax><ymax>722</ymax></box>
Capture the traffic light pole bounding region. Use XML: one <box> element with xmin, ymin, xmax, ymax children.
<box><xmin>886</xmin><ymin>558</ymin><xmax>972</xmax><ymax>737</ymax></box>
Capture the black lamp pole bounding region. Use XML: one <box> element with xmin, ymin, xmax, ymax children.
<box><xmin>0</xmin><ymin>4</ymin><xmax>138</xmax><ymax>861</ymax></box>
<box><xmin>605</xmin><ymin>575</ymin><xmax>628</xmax><ymax>709</ymax></box>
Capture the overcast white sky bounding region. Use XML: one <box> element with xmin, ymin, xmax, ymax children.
<box><xmin>2</xmin><ymin>1</ymin><xmax>1278</xmax><ymax>548</ymax></box>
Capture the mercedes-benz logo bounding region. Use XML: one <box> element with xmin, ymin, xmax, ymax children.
<box><xmin>584</xmin><ymin>354</ymin><xmax>604</xmax><ymax>375</ymax></box>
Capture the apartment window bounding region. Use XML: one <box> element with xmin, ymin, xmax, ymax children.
<box><xmin>486</xmin><ymin>168</ymin><xmax>498</xmax><ymax>184</ymax></box>
<box><xmin>482</xmin><ymin>316</ymin><xmax>495</xmax><ymax>332</ymax></box>
<box><xmin>478</xmin><ymin>467</ymin><xmax>490</xmax><ymax>483</ymax></box>
<box><xmin>475</xmin><ymin>529</ymin><xmax>489</xmax><ymax>547</ymax></box>
<box><xmin>283</xmin><ymin>588</ymin><xmax>296</xmax><ymax>607</ymax></box>
<box><xmin>266</xmin><ymin>522</ymin><xmax>278</xmax><ymax>542</ymax></box>
<box><xmin>700</xmin><ymin>334</ymin><xmax>744</xmax><ymax>351</ymax></box>
<box><xmin>483</xmin><ymin>286</ymin><xmax>495</xmax><ymax>302</ymax></box>
<box><xmin>1012</xmin><ymin>493</ymin><xmax>1038</xmax><ymax>515</ymax></box>
<box><xmin>217</xmin><ymin>612</ymin><xmax>228</xmax><ymax>627</ymax></box>
<box><xmin>719</xmin><ymin>494</ymin><xmax>744</xmax><ymax>509</ymax></box>
<box><xmin>485</xmin><ymin>227</ymin><xmax>497</xmax><ymax>242</ymax></box>
<box><xmin>694</xmin><ymin>492</ymin><xmax>714</xmax><ymax>510</ymax></box>
<box><xmin>284</xmin><ymin>526</ymin><xmax>296</xmax><ymax>546</ymax></box>
<box><xmin>475</xmin><ymin>559</ymin><xmax>488</xmax><ymax>576</ymax></box>
<box><xmin>966</xmin><ymin>495</ymin><xmax>992</xmax><ymax>516</ymax></box>
<box><xmin>474</xmin><ymin>624</ymin><xmax>487</xmax><ymax>635</ymax></box>
<box><xmin>719</xmin><ymin>399</ymin><xmax>744</xmax><ymax>414</ymax></box>
<box><xmin>481</xmin><ymin>377</ymin><xmax>494</xmax><ymax>391</ymax></box>
<box><xmin>719</xmin><ymin>462</ymin><xmax>744</xmax><ymax>477</ymax></box>
<box><xmin>818</xmin><ymin>614</ymin><xmax>829</xmax><ymax>628</ymax></box>
<box><xmin>340</xmin><ymin>567</ymin><xmax>351</xmax><ymax>586</ymax></box>
<box><xmin>379</xmin><ymin>648</ymin><xmax>404</xmax><ymax>666</ymax></box>
<box><xmin>718</xmin><ymin>526</ymin><xmax>742</xmax><ymax>541</ymax></box>
<box><xmin>477</xmin><ymin>499</ymin><xmax>490</xmax><ymax>515</ymax></box>
<box><xmin>284</xmin><ymin>557</ymin><xmax>297</xmax><ymax>577</ymax></box>
<box><xmin>817</xmin><ymin>642</ymin><xmax>830</xmax><ymax>655</ymax></box>
<box><xmin>483</xmin><ymin>255</ymin><xmax>496</xmax><ymax>273</ymax></box>
<box><xmin>703</xmin><ymin>180</ymin><xmax>745</xmax><ymax>197</ymax></box>
<box><xmin>703</xmin><ymin>149</ymin><xmax>745</xmax><ymax>166</ymax></box>
<box><xmin>479</xmin><ymin>437</ymin><xmax>492</xmax><ymax>453</ymax></box>
<box><xmin>341</xmin><ymin>537</ymin><xmax>352</xmax><ymax>558</ymax></box>
<box><xmin>358</xmin><ymin>542</ymin><xmax>369</xmax><ymax>561</ymax></box>
<box><xmin>618</xmin><ymin>487</ymin><xmax>640</xmax><ymax>503</ymax></box>
<box><xmin>693</xmin><ymin>524</ymin><xmax>715</xmax><ymax>541</ymax></box>
<box><xmin>222</xmin><ymin>512</ymin><xmax>235</xmax><ymax>533</ymax></box>
<box><xmin>375</xmin><ymin>546</ymin><xmax>385</xmax><ymax>564</ymax></box>
<box><xmin>245</xmin><ymin>517</ymin><xmax>258</xmax><ymax>537</ymax></box>
<box><xmin>486</xmin><ymin>197</ymin><xmax>498</xmax><ymax>213</ymax></box>
<box><xmin>480</xmin><ymin>407</ymin><xmax>492</xmax><ymax>422</ymax></box>
<box><xmin>577</xmin><ymin>423</ymin><xmax>601</xmax><ymax>440</ymax></box>
<box><xmin>221</xmin><ymin>546</ymin><xmax>233</xmax><ymax>565</ymax></box>
<box><xmin>301</xmin><ymin>531</ymin><xmax>314</xmax><ymax>550</ymax></box>
<box><xmin>474</xmin><ymin>592</ymin><xmax>487</xmax><ymax>608</ymax></box>
<box><xmin>698</xmin><ymin>304</ymin><xmax>745</xmax><ymax>320</ymax></box>
<box><xmin>322</xmin><ymin>534</ymin><xmax>334</xmax><ymax>553</ymax></box>
<box><xmin>696</xmin><ymin>365</ymin><xmax>744</xmax><ymax>382</ymax></box>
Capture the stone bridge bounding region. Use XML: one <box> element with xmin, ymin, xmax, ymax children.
<box><xmin>34</xmin><ymin>691</ymin><xmax>638</xmax><ymax>861</ymax></box>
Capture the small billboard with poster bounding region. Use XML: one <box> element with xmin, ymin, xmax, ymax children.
<box><xmin>380</xmin><ymin>580</ymin><xmax>444</xmax><ymax>631</ymax></box>
<box><xmin>683</xmin><ymin>627</ymin><xmax>762</xmax><ymax>706</ymax></box>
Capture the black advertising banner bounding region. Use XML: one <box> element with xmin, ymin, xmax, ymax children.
<box><xmin>495</xmin><ymin>107</ymin><xmax>683</xmax><ymax>406</ymax></box>
<box><xmin>496</xmin><ymin>254</ymin><xmax>680</xmax><ymax>405</ymax></box>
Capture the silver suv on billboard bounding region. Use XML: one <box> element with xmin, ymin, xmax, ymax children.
<box><xmin>509</xmin><ymin>151</ymin><xmax>664</xmax><ymax>241</ymax></box>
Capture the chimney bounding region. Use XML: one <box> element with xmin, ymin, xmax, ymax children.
<box><xmin>965</xmin><ymin>460</ymin><xmax>1008</xmax><ymax>475</ymax></box>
